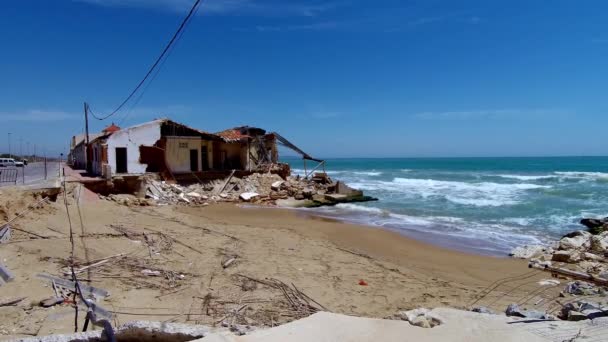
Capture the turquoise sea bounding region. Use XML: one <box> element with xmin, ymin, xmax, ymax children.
<box><xmin>286</xmin><ymin>157</ymin><xmax>608</xmax><ymax>256</ymax></box>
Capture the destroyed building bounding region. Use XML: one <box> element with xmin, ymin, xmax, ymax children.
<box><xmin>84</xmin><ymin>119</ymin><xmax>287</xmax><ymax>181</ymax></box>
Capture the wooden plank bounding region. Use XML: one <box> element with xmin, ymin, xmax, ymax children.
<box><xmin>529</xmin><ymin>262</ymin><xmax>608</xmax><ymax>286</ymax></box>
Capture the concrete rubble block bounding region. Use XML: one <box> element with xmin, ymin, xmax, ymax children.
<box><xmin>270</xmin><ymin>181</ymin><xmax>284</xmax><ymax>191</ymax></box>
<box><xmin>398</xmin><ymin>308</ymin><xmax>443</xmax><ymax>328</ymax></box>
<box><xmin>240</xmin><ymin>192</ymin><xmax>259</xmax><ymax>201</ymax></box>
<box><xmin>509</xmin><ymin>245</ymin><xmax>545</xmax><ymax>259</ymax></box>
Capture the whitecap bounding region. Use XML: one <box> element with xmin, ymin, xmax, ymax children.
<box><xmin>498</xmin><ymin>174</ymin><xmax>556</xmax><ymax>181</ymax></box>
<box><xmin>346</xmin><ymin>178</ymin><xmax>549</xmax><ymax>207</ymax></box>
<box><xmin>555</xmin><ymin>171</ymin><xmax>608</xmax><ymax>181</ymax></box>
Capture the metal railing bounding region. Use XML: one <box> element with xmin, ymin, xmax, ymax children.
<box><xmin>0</xmin><ymin>168</ymin><xmax>18</xmax><ymax>186</ymax></box>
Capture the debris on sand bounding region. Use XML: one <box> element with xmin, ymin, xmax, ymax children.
<box><xmin>107</xmin><ymin>172</ymin><xmax>378</xmax><ymax>208</ymax></box>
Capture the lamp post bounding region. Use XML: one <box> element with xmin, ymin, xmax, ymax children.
<box><xmin>8</xmin><ymin>133</ymin><xmax>11</xmax><ymax>159</ymax></box>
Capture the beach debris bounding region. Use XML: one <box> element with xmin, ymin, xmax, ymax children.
<box><xmin>509</xmin><ymin>245</ymin><xmax>546</xmax><ymax>259</ymax></box>
<box><xmin>0</xmin><ymin>263</ymin><xmax>15</xmax><ymax>285</ymax></box>
<box><xmin>39</xmin><ymin>296</ymin><xmax>64</xmax><ymax>308</ymax></box>
<box><xmin>222</xmin><ymin>257</ymin><xmax>238</xmax><ymax>269</ymax></box>
<box><xmin>358</xmin><ymin>279</ymin><xmax>368</xmax><ymax>286</ymax></box>
<box><xmin>132</xmin><ymin>170</ymin><xmax>376</xmax><ymax>208</ymax></box>
<box><xmin>398</xmin><ymin>308</ymin><xmax>443</xmax><ymax>328</ymax></box>
<box><xmin>0</xmin><ymin>297</ymin><xmax>26</xmax><ymax>307</ymax></box>
<box><xmin>141</xmin><ymin>269</ymin><xmax>162</xmax><ymax>276</ymax></box>
<box><xmin>0</xmin><ymin>224</ymin><xmax>11</xmax><ymax>244</ymax></box>
<box><xmin>239</xmin><ymin>192</ymin><xmax>259</xmax><ymax>201</ymax></box>
<box><xmin>471</xmin><ymin>306</ymin><xmax>494</xmax><ymax>314</ymax></box>
<box><xmin>564</xmin><ymin>281</ymin><xmax>603</xmax><ymax>296</ymax></box>
<box><xmin>271</xmin><ymin>181</ymin><xmax>284</xmax><ymax>191</ymax></box>
<box><xmin>559</xmin><ymin>300</ymin><xmax>608</xmax><ymax>321</ymax></box>
<box><xmin>538</xmin><ymin>279</ymin><xmax>560</xmax><ymax>286</ymax></box>
<box><xmin>37</xmin><ymin>273</ymin><xmax>110</xmax><ymax>299</ymax></box>
<box><xmin>505</xmin><ymin>304</ymin><xmax>553</xmax><ymax>320</ymax></box>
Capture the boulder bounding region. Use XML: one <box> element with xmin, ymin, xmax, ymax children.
<box><xmin>509</xmin><ymin>245</ymin><xmax>545</xmax><ymax>259</ymax></box>
<box><xmin>552</xmin><ymin>250</ymin><xmax>581</xmax><ymax>263</ymax></box>
<box><xmin>505</xmin><ymin>304</ymin><xmax>525</xmax><ymax>318</ymax></box>
<box><xmin>239</xmin><ymin>192</ymin><xmax>259</xmax><ymax>201</ymax></box>
<box><xmin>583</xmin><ymin>252</ymin><xmax>604</xmax><ymax>261</ymax></box>
<box><xmin>589</xmin><ymin>234</ymin><xmax>608</xmax><ymax>254</ymax></box>
<box><xmin>580</xmin><ymin>218</ymin><xmax>608</xmax><ymax>234</ymax></box>
<box><xmin>559</xmin><ymin>232</ymin><xmax>590</xmax><ymax>250</ymax></box>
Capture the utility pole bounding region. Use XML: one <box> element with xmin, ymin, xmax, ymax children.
<box><xmin>33</xmin><ymin>144</ymin><xmax>36</xmax><ymax>162</ymax></box>
<box><xmin>8</xmin><ymin>133</ymin><xmax>11</xmax><ymax>158</ymax></box>
<box><xmin>84</xmin><ymin>102</ymin><xmax>91</xmax><ymax>173</ymax></box>
<box><xmin>19</xmin><ymin>137</ymin><xmax>22</xmax><ymax>159</ymax></box>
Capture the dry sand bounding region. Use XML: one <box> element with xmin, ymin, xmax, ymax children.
<box><xmin>0</xmin><ymin>184</ymin><xmax>564</xmax><ymax>339</ymax></box>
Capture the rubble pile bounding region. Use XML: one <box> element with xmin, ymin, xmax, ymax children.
<box><xmin>510</xmin><ymin>230</ymin><xmax>608</xmax><ymax>277</ymax></box>
<box><xmin>114</xmin><ymin>171</ymin><xmax>378</xmax><ymax>208</ymax></box>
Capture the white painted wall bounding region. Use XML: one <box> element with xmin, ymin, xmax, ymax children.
<box><xmin>165</xmin><ymin>137</ymin><xmax>202</xmax><ymax>173</ymax></box>
<box><xmin>106</xmin><ymin>121</ymin><xmax>162</xmax><ymax>175</ymax></box>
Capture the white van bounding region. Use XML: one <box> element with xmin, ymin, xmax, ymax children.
<box><xmin>0</xmin><ymin>158</ymin><xmax>20</xmax><ymax>167</ymax></box>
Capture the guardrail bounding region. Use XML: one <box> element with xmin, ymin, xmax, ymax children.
<box><xmin>0</xmin><ymin>168</ymin><xmax>18</xmax><ymax>186</ymax></box>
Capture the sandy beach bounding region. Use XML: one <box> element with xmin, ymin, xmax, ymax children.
<box><xmin>0</xmin><ymin>185</ymin><xmax>563</xmax><ymax>339</ymax></box>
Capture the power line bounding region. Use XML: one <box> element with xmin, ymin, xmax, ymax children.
<box><xmin>90</xmin><ymin>0</ymin><xmax>203</xmax><ymax>121</ymax></box>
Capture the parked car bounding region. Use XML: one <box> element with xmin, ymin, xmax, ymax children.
<box><xmin>14</xmin><ymin>160</ymin><xmax>24</xmax><ymax>167</ymax></box>
<box><xmin>0</xmin><ymin>158</ymin><xmax>16</xmax><ymax>167</ymax></box>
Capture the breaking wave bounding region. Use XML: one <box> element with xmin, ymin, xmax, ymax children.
<box><xmin>348</xmin><ymin>178</ymin><xmax>549</xmax><ymax>207</ymax></box>
<box><xmin>498</xmin><ymin>174</ymin><xmax>556</xmax><ymax>181</ymax></box>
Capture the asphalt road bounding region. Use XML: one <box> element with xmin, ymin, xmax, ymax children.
<box><xmin>0</xmin><ymin>161</ymin><xmax>61</xmax><ymax>186</ymax></box>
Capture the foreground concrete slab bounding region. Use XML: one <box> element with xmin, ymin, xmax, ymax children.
<box><xmin>202</xmin><ymin>309</ymin><xmax>547</xmax><ymax>342</ymax></box>
<box><xmin>15</xmin><ymin>308</ymin><xmax>608</xmax><ymax>342</ymax></box>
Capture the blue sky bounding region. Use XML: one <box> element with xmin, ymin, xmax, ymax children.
<box><xmin>0</xmin><ymin>0</ymin><xmax>607</xmax><ymax>157</ymax></box>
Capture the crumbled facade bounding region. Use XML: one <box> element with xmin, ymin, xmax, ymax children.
<box><xmin>86</xmin><ymin>119</ymin><xmax>285</xmax><ymax>180</ymax></box>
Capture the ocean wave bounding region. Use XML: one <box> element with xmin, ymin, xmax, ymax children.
<box><xmin>498</xmin><ymin>174</ymin><xmax>556</xmax><ymax>181</ymax></box>
<box><xmin>334</xmin><ymin>203</ymin><xmax>388</xmax><ymax>215</ymax></box>
<box><xmin>555</xmin><ymin>171</ymin><xmax>608</xmax><ymax>181</ymax></box>
<box><xmin>311</xmin><ymin>205</ymin><xmax>544</xmax><ymax>254</ymax></box>
<box><xmin>352</xmin><ymin>171</ymin><xmax>383</xmax><ymax>176</ymax></box>
<box><xmin>348</xmin><ymin>178</ymin><xmax>549</xmax><ymax>207</ymax></box>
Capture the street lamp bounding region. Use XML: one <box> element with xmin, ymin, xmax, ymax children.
<box><xmin>8</xmin><ymin>133</ymin><xmax>11</xmax><ymax>159</ymax></box>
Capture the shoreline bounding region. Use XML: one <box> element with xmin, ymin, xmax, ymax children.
<box><xmin>180</xmin><ymin>203</ymin><xmax>531</xmax><ymax>287</ymax></box>
<box><xmin>243</xmin><ymin>203</ymin><xmax>523</xmax><ymax>257</ymax></box>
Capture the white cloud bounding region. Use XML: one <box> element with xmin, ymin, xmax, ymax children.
<box><xmin>74</xmin><ymin>0</ymin><xmax>342</xmax><ymax>17</ymax></box>
<box><xmin>0</xmin><ymin>110</ymin><xmax>77</xmax><ymax>122</ymax></box>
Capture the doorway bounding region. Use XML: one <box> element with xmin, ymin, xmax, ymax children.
<box><xmin>190</xmin><ymin>149</ymin><xmax>199</xmax><ymax>172</ymax></box>
<box><xmin>201</xmin><ymin>148</ymin><xmax>209</xmax><ymax>171</ymax></box>
<box><xmin>115</xmin><ymin>147</ymin><xmax>127</xmax><ymax>173</ymax></box>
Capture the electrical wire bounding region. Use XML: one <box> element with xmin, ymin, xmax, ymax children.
<box><xmin>90</xmin><ymin>0</ymin><xmax>203</xmax><ymax>121</ymax></box>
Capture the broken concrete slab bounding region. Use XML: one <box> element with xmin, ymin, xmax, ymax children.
<box><xmin>16</xmin><ymin>320</ymin><xmax>213</xmax><ymax>342</ymax></box>
<box><xmin>239</xmin><ymin>192</ymin><xmax>259</xmax><ymax>201</ymax></box>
